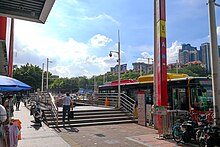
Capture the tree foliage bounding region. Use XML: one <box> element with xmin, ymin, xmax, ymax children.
<box><xmin>13</xmin><ymin>63</ymin><xmax>207</xmax><ymax>93</ymax></box>
<box><xmin>168</xmin><ymin>64</ymin><xmax>206</xmax><ymax>77</ymax></box>
<box><xmin>13</xmin><ymin>63</ymin><xmax>46</xmax><ymax>92</ymax></box>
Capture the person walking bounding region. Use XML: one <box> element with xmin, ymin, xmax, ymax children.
<box><xmin>4</xmin><ymin>95</ymin><xmax>14</xmax><ymax>122</ymax></box>
<box><xmin>62</xmin><ymin>93</ymin><xmax>72</xmax><ymax>125</ymax></box>
<box><xmin>15</xmin><ymin>94</ymin><xmax>22</xmax><ymax>111</ymax></box>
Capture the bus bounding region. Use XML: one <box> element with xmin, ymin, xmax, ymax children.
<box><xmin>98</xmin><ymin>73</ymin><xmax>213</xmax><ymax>116</ymax></box>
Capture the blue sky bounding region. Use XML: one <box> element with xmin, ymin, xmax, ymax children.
<box><xmin>10</xmin><ymin>0</ymin><xmax>220</xmax><ymax>78</ymax></box>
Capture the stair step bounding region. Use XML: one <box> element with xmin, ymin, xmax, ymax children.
<box><xmin>45</xmin><ymin>113</ymin><xmax>131</xmax><ymax>121</ymax></box>
<box><xmin>46</xmin><ymin>116</ymin><xmax>134</xmax><ymax>125</ymax></box>
<box><xmin>44</xmin><ymin>111</ymin><xmax>125</xmax><ymax>117</ymax></box>
<box><xmin>44</xmin><ymin>108</ymin><xmax>119</xmax><ymax>113</ymax></box>
<box><xmin>49</xmin><ymin>119</ymin><xmax>137</xmax><ymax>128</ymax></box>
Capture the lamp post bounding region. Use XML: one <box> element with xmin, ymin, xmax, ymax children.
<box><xmin>41</xmin><ymin>63</ymin><xmax>44</xmax><ymax>92</ymax></box>
<box><xmin>207</xmin><ymin>0</ymin><xmax>220</xmax><ymax>126</ymax></box>
<box><xmin>46</xmin><ymin>58</ymin><xmax>52</xmax><ymax>91</ymax></box>
<box><xmin>176</xmin><ymin>60</ymin><xmax>179</xmax><ymax>74</ymax></box>
<box><xmin>109</xmin><ymin>30</ymin><xmax>121</xmax><ymax>108</ymax></box>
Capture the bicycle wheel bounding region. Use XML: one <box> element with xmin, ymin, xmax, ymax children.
<box><xmin>172</xmin><ymin>125</ymin><xmax>183</xmax><ymax>143</ymax></box>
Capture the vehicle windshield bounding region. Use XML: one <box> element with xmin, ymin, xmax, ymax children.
<box><xmin>190</xmin><ymin>79</ymin><xmax>213</xmax><ymax>111</ymax></box>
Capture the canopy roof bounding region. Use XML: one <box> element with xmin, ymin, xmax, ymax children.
<box><xmin>0</xmin><ymin>0</ymin><xmax>55</xmax><ymax>23</ymax></box>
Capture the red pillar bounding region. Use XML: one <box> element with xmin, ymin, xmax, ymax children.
<box><xmin>154</xmin><ymin>0</ymin><xmax>168</xmax><ymax>133</ymax></box>
<box><xmin>8</xmin><ymin>18</ymin><xmax>14</xmax><ymax>77</ymax></box>
<box><xmin>0</xmin><ymin>16</ymin><xmax>7</xmax><ymax>40</ymax></box>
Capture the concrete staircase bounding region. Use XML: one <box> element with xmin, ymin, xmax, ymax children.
<box><xmin>43</xmin><ymin>108</ymin><xmax>137</xmax><ymax>128</ymax></box>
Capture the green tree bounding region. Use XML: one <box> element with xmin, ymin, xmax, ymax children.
<box><xmin>168</xmin><ymin>64</ymin><xmax>206</xmax><ymax>77</ymax></box>
<box><xmin>13</xmin><ymin>63</ymin><xmax>45</xmax><ymax>92</ymax></box>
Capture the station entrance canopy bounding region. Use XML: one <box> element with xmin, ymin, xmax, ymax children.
<box><xmin>0</xmin><ymin>0</ymin><xmax>55</xmax><ymax>23</ymax></box>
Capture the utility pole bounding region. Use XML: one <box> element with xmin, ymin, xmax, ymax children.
<box><xmin>140</xmin><ymin>64</ymin><xmax>142</xmax><ymax>76</ymax></box>
<box><xmin>41</xmin><ymin>63</ymin><xmax>44</xmax><ymax>92</ymax></box>
<box><xmin>94</xmin><ymin>76</ymin><xmax>97</xmax><ymax>93</ymax></box>
<box><xmin>118</xmin><ymin>30</ymin><xmax>121</xmax><ymax>108</ymax></box>
<box><xmin>176</xmin><ymin>60</ymin><xmax>178</xmax><ymax>74</ymax></box>
<box><xmin>207</xmin><ymin>0</ymin><xmax>220</xmax><ymax>126</ymax></box>
<box><xmin>109</xmin><ymin>30</ymin><xmax>121</xmax><ymax>108</ymax></box>
<box><xmin>46</xmin><ymin>58</ymin><xmax>52</xmax><ymax>91</ymax></box>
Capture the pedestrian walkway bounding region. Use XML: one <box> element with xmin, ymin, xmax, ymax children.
<box><xmin>13</xmin><ymin>103</ymin><xmax>73</xmax><ymax>147</ymax></box>
<box><xmin>13</xmin><ymin>103</ymin><xmax>193</xmax><ymax>147</ymax></box>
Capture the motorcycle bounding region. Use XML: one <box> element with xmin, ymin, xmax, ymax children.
<box><xmin>195</xmin><ymin>114</ymin><xmax>211</xmax><ymax>147</ymax></box>
<box><xmin>181</xmin><ymin>119</ymin><xmax>198</xmax><ymax>143</ymax></box>
<box><xmin>30</xmin><ymin>102</ymin><xmax>43</xmax><ymax>127</ymax></box>
<box><xmin>205</xmin><ymin>125</ymin><xmax>220</xmax><ymax>146</ymax></box>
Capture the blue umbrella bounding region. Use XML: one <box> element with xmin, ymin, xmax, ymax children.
<box><xmin>0</xmin><ymin>75</ymin><xmax>31</xmax><ymax>91</ymax></box>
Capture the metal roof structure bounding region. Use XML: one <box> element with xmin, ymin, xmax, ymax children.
<box><xmin>0</xmin><ymin>0</ymin><xmax>55</xmax><ymax>23</ymax></box>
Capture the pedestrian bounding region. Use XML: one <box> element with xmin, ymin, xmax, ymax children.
<box><xmin>62</xmin><ymin>93</ymin><xmax>72</xmax><ymax>125</ymax></box>
<box><xmin>4</xmin><ymin>95</ymin><xmax>14</xmax><ymax>123</ymax></box>
<box><xmin>15</xmin><ymin>94</ymin><xmax>22</xmax><ymax>111</ymax></box>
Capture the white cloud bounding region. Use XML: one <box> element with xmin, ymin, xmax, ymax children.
<box><xmin>89</xmin><ymin>34</ymin><xmax>112</xmax><ymax>48</ymax></box>
<box><xmin>135</xmin><ymin>52</ymin><xmax>154</xmax><ymax>64</ymax></box>
<box><xmin>167</xmin><ymin>41</ymin><xmax>182</xmax><ymax>64</ymax></box>
<box><xmin>83</xmin><ymin>13</ymin><xmax>120</xmax><ymax>26</ymax></box>
<box><xmin>13</xmin><ymin>20</ymin><xmax>112</xmax><ymax>78</ymax></box>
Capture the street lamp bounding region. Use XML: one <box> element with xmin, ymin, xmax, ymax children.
<box><xmin>207</xmin><ymin>0</ymin><xmax>220</xmax><ymax>126</ymax></box>
<box><xmin>41</xmin><ymin>63</ymin><xmax>44</xmax><ymax>92</ymax></box>
<box><xmin>46</xmin><ymin>58</ymin><xmax>52</xmax><ymax>91</ymax></box>
<box><xmin>109</xmin><ymin>30</ymin><xmax>121</xmax><ymax>108</ymax></box>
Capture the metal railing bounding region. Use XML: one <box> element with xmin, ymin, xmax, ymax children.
<box><xmin>96</xmin><ymin>93</ymin><xmax>135</xmax><ymax>115</ymax></box>
<box><xmin>29</xmin><ymin>92</ymin><xmax>58</xmax><ymax>127</ymax></box>
<box><xmin>96</xmin><ymin>93</ymin><xmax>118</xmax><ymax>107</ymax></box>
<box><xmin>120</xmin><ymin>93</ymin><xmax>135</xmax><ymax>114</ymax></box>
<box><xmin>48</xmin><ymin>93</ymin><xmax>58</xmax><ymax>127</ymax></box>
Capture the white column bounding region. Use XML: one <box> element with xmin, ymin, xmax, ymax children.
<box><xmin>46</xmin><ymin>58</ymin><xmax>49</xmax><ymax>91</ymax></box>
<box><xmin>118</xmin><ymin>30</ymin><xmax>121</xmax><ymax>108</ymax></box>
<box><xmin>208</xmin><ymin>0</ymin><xmax>220</xmax><ymax>126</ymax></box>
<box><xmin>41</xmin><ymin>63</ymin><xmax>44</xmax><ymax>92</ymax></box>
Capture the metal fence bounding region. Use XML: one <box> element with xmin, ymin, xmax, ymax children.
<box><xmin>153</xmin><ymin>108</ymin><xmax>189</xmax><ymax>137</ymax></box>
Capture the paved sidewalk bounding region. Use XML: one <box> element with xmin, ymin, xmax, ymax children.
<box><xmin>12</xmin><ymin>103</ymin><xmax>193</xmax><ymax>147</ymax></box>
<box><xmin>13</xmin><ymin>103</ymin><xmax>74</xmax><ymax>147</ymax></box>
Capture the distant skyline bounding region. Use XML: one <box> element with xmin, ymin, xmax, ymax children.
<box><xmin>5</xmin><ymin>0</ymin><xmax>220</xmax><ymax>78</ymax></box>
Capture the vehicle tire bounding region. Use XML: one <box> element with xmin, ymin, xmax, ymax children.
<box><xmin>172</xmin><ymin>125</ymin><xmax>183</xmax><ymax>143</ymax></box>
<box><xmin>197</xmin><ymin>130</ymin><xmax>206</xmax><ymax>146</ymax></box>
<box><xmin>198</xmin><ymin>139</ymin><xmax>206</xmax><ymax>147</ymax></box>
<box><xmin>182</xmin><ymin>131</ymin><xmax>191</xmax><ymax>143</ymax></box>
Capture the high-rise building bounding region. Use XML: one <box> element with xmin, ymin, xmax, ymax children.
<box><xmin>200</xmin><ymin>43</ymin><xmax>211</xmax><ymax>74</ymax></box>
<box><xmin>179</xmin><ymin>49</ymin><xmax>189</xmax><ymax>64</ymax></box>
<box><xmin>132</xmin><ymin>62</ymin><xmax>152</xmax><ymax>74</ymax></box>
<box><xmin>110</xmin><ymin>64</ymin><xmax>128</xmax><ymax>73</ymax></box>
<box><xmin>179</xmin><ymin>44</ymin><xmax>198</xmax><ymax>64</ymax></box>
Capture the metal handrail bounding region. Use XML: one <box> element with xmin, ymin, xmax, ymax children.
<box><xmin>120</xmin><ymin>93</ymin><xmax>135</xmax><ymax>115</ymax></box>
<box><xmin>96</xmin><ymin>92</ymin><xmax>135</xmax><ymax>115</ymax></box>
<box><xmin>49</xmin><ymin>92</ymin><xmax>58</xmax><ymax>127</ymax></box>
<box><xmin>96</xmin><ymin>93</ymin><xmax>118</xmax><ymax>107</ymax></box>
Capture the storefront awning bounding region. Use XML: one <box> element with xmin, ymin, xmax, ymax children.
<box><xmin>0</xmin><ymin>0</ymin><xmax>55</xmax><ymax>23</ymax></box>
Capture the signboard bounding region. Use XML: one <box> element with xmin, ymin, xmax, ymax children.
<box><xmin>138</xmin><ymin>92</ymin><xmax>146</xmax><ymax>126</ymax></box>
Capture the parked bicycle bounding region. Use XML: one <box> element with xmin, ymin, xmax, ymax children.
<box><xmin>172</xmin><ymin>113</ymin><xmax>189</xmax><ymax>143</ymax></box>
<box><xmin>172</xmin><ymin>112</ymin><xmax>210</xmax><ymax>145</ymax></box>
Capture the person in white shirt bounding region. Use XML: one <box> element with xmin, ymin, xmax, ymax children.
<box><xmin>62</xmin><ymin>93</ymin><xmax>72</xmax><ymax>124</ymax></box>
